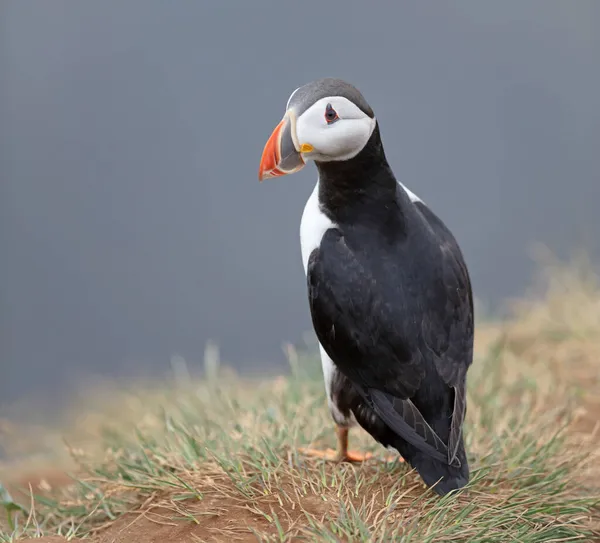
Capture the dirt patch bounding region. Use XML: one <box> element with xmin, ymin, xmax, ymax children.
<box><xmin>90</xmin><ymin>506</ymin><xmax>264</xmax><ymax>543</ymax></box>
<box><xmin>86</xmin><ymin>467</ymin><xmax>372</xmax><ymax>543</ymax></box>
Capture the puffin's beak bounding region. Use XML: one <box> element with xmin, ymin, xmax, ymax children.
<box><xmin>258</xmin><ymin>111</ymin><xmax>306</xmax><ymax>181</ymax></box>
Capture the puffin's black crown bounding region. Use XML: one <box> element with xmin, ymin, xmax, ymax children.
<box><xmin>288</xmin><ymin>78</ymin><xmax>374</xmax><ymax>119</ymax></box>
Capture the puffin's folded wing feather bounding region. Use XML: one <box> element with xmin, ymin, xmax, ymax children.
<box><xmin>416</xmin><ymin>205</ymin><xmax>474</xmax><ymax>464</ymax></box>
<box><xmin>363</xmin><ymin>388</ymin><xmax>449</xmax><ymax>463</ymax></box>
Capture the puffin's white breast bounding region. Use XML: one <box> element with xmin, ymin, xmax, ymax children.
<box><xmin>299</xmin><ymin>181</ymin><xmax>335</xmax><ymax>275</ymax></box>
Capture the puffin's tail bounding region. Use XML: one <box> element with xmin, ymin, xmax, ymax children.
<box><xmin>409</xmin><ymin>441</ymin><xmax>469</xmax><ymax>496</ymax></box>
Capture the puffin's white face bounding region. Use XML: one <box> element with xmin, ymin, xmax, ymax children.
<box><xmin>294</xmin><ymin>96</ymin><xmax>376</xmax><ymax>163</ymax></box>
<box><xmin>258</xmin><ymin>79</ymin><xmax>377</xmax><ymax>181</ymax></box>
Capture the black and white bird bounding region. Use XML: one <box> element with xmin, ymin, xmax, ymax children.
<box><xmin>258</xmin><ymin>78</ymin><xmax>474</xmax><ymax>495</ymax></box>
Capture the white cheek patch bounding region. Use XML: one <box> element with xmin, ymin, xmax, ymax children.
<box><xmin>296</xmin><ymin>97</ymin><xmax>376</xmax><ymax>162</ymax></box>
<box><xmin>316</xmin><ymin>118</ymin><xmax>375</xmax><ymax>160</ymax></box>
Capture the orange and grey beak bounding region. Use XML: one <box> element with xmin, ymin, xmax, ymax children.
<box><xmin>258</xmin><ymin>111</ymin><xmax>306</xmax><ymax>181</ymax></box>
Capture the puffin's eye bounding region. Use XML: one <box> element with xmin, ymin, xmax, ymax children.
<box><xmin>324</xmin><ymin>103</ymin><xmax>339</xmax><ymax>124</ymax></box>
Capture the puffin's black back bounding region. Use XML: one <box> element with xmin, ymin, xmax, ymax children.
<box><xmin>307</xmin><ymin>124</ymin><xmax>474</xmax><ymax>495</ymax></box>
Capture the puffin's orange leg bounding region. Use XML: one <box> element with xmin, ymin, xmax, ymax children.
<box><xmin>298</xmin><ymin>427</ymin><xmax>401</xmax><ymax>463</ymax></box>
<box><xmin>298</xmin><ymin>426</ymin><xmax>367</xmax><ymax>462</ymax></box>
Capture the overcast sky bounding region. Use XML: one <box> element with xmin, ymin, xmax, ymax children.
<box><xmin>1</xmin><ymin>1</ymin><xmax>599</xmax><ymax>409</ymax></box>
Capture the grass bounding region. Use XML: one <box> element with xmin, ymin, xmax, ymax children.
<box><xmin>1</xmin><ymin>253</ymin><xmax>600</xmax><ymax>542</ymax></box>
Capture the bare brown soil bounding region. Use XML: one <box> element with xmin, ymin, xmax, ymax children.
<box><xmin>90</xmin><ymin>505</ymin><xmax>281</xmax><ymax>543</ymax></box>
<box><xmin>84</xmin><ymin>465</ymin><xmax>423</xmax><ymax>543</ymax></box>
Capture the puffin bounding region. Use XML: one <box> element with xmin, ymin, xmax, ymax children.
<box><xmin>258</xmin><ymin>78</ymin><xmax>474</xmax><ymax>495</ymax></box>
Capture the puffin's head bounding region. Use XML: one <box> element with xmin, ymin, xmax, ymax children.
<box><xmin>258</xmin><ymin>78</ymin><xmax>377</xmax><ymax>181</ymax></box>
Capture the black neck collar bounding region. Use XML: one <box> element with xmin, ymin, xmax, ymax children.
<box><xmin>315</xmin><ymin>123</ymin><xmax>400</xmax><ymax>221</ymax></box>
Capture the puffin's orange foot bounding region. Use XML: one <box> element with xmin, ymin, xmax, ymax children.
<box><xmin>379</xmin><ymin>453</ymin><xmax>403</xmax><ymax>464</ymax></box>
<box><xmin>342</xmin><ymin>449</ymin><xmax>375</xmax><ymax>463</ymax></box>
<box><xmin>297</xmin><ymin>447</ymin><xmax>374</xmax><ymax>463</ymax></box>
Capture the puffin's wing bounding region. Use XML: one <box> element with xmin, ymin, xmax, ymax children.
<box><xmin>307</xmin><ymin>225</ymin><xmax>473</xmax><ymax>466</ymax></box>
<box><xmin>415</xmin><ymin>202</ymin><xmax>474</xmax><ymax>464</ymax></box>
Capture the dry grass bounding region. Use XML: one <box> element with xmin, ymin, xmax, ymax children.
<box><xmin>1</xmin><ymin>253</ymin><xmax>600</xmax><ymax>542</ymax></box>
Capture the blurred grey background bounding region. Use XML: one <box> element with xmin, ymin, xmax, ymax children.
<box><xmin>1</xmin><ymin>1</ymin><xmax>599</xmax><ymax>409</ymax></box>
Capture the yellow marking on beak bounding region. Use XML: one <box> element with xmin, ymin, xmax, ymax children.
<box><xmin>300</xmin><ymin>143</ymin><xmax>314</xmax><ymax>153</ymax></box>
